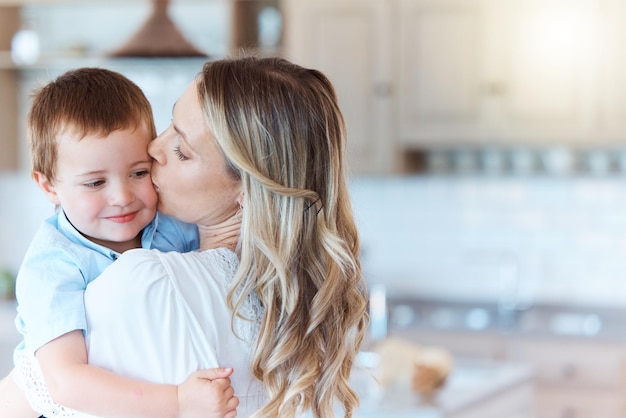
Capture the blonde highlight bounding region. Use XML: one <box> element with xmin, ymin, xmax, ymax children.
<box><xmin>197</xmin><ymin>56</ymin><xmax>369</xmax><ymax>417</ymax></box>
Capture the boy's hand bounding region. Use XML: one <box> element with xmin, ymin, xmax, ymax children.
<box><xmin>178</xmin><ymin>367</ymin><xmax>239</xmax><ymax>418</ymax></box>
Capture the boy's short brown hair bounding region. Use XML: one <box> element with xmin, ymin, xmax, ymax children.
<box><xmin>28</xmin><ymin>67</ymin><xmax>157</xmax><ymax>181</ymax></box>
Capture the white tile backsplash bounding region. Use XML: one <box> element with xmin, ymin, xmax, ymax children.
<box><xmin>349</xmin><ymin>175</ymin><xmax>626</xmax><ymax>309</ymax></box>
<box><xmin>3</xmin><ymin>172</ymin><xmax>626</xmax><ymax>309</ymax></box>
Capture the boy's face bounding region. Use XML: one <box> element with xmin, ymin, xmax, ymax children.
<box><xmin>36</xmin><ymin>123</ymin><xmax>158</xmax><ymax>253</ymax></box>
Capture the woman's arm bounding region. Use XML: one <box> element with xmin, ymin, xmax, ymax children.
<box><xmin>0</xmin><ymin>369</ymin><xmax>39</xmax><ymax>418</ymax></box>
<box><xmin>36</xmin><ymin>330</ymin><xmax>238</xmax><ymax>418</ymax></box>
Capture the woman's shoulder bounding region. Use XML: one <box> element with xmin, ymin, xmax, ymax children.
<box><xmin>112</xmin><ymin>247</ymin><xmax>235</xmax><ymax>266</ymax></box>
<box><xmin>93</xmin><ymin>247</ymin><xmax>239</xmax><ymax>292</ymax></box>
<box><xmin>123</xmin><ymin>247</ymin><xmax>239</xmax><ymax>273</ymax></box>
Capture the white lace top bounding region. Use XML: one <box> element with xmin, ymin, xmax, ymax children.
<box><xmin>15</xmin><ymin>247</ymin><xmax>265</xmax><ymax>418</ymax></box>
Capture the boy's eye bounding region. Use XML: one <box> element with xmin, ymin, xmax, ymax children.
<box><xmin>131</xmin><ymin>169</ymin><xmax>150</xmax><ymax>179</ymax></box>
<box><xmin>84</xmin><ymin>180</ymin><xmax>105</xmax><ymax>189</ymax></box>
<box><xmin>173</xmin><ymin>145</ymin><xmax>189</xmax><ymax>161</ymax></box>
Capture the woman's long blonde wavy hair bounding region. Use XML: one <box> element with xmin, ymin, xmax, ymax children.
<box><xmin>197</xmin><ymin>56</ymin><xmax>369</xmax><ymax>417</ymax></box>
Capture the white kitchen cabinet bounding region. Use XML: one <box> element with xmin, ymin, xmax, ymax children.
<box><xmin>599</xmin><ymin>0</ymin><xmax>626</xmax><ymax>137</ymax></box>
<box><xmin>284</xmin><ymin>0</ymin><xmax>620</xmax><ymax>160</ymax></box>
<box><xmin>535</xmin><ymin>386</ymin><xmax>623</xmax><ymax>418</ymax></box>
<box><xmin>490</xmin><ymin>0</ymin><xmax>600</xmax><ymax>143</ymax></box>
<box><xmin>396</xmin><ymin>0</ymin><xmax>492</xmax><ymax>145</ymax></box>
<box><xmin>448</xmin><ymin>380</ymin><xmax>534</xmax><ymax>418</ymax></box>
<box><xmin>282</xmin><ymin>0</ymin><xmax>397</xmax><ymax>174</ymax></box>
<box><xmin>400</xmin><ymin>327</ymin><xmax>626</xmax><ymax>418</ymax></box>
<box><xmin>397</xmin><ymin>0</ymin><xmax>600</xmax><ymax>146</ymax></box>
<box><xmin>506</xmin><ymin>337</ymin><xmax>626</xmax><ymax>418</ymax></box>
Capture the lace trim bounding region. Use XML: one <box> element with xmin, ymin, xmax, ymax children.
<box><xmin>210</xmin><ymin>248</ymin><xmax>263</xmax><ymax>351</ymax></box>
<box><xmin>14</xmin><ymin>351</ymin><xmax>77</xmax><ymax>417</ymax></box>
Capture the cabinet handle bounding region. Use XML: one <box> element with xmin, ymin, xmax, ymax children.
<box><xmin>482</xmin><ymin>82</ymin><xmax>507</xmax><ymax>96</ymax></box>
<box><xmin>373</xmin><ymin>82</ymin><xmax>392</xmax><ymax>97</ymax></box>
<box><xmin>561</xmin><ymin>364</ymin><xmax>577</xmax><ymax>380</ymax></box>
<box><xmin>561</xmin><ymin>407</ymin><xmax>577</xmax><ymax>418</ymax></box>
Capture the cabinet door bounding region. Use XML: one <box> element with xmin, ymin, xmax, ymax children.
<box><xmin>0</xmin><ymin>7</ymin><xmax>21</xmax><ymax>170</ymax></box>
<box><xmin>397</xmin><ymin>0</ymin><xmax>602</xmax><ymax>146</ymax></box>
<box><xmin>397</xmin><ymin>0</ymin><xmax>491</xmax><ymax>145</ymax></box>
<box><xmin>449</xmin><ymin>382</ymin><xmax>534</xmax><ymax>418</ymax></box>
<box><xmin>599</xmin><ymin>0</ymin><xmax>626</xmax><ymax>137</ymax></box>
<box><xmin>283</xmin><ymin>0</ymin><xmax>395</xmax><ymax>174</ymax></box>
<box><xmin>535</xmin><ymin>386</ymin><xmax>624</xmax><ymax>418</ymax></box>
<box><xmin>507</xmin><ymin>337</ymin><xmax>626</xmax><ymax>418</ymax></box>
<box><xmin>506</xmin><ymin>337</ymin><xmax>626</xmax><ymax>388</ymax></box>
<box><xmin>494</xmin><ymin>0</ymin><xmax>601</xmax><ymax>142</ymax></box>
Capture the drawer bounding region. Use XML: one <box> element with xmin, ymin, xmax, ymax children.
<box><xmin>449</xmin><ymin>381</ymin><xmax>535</xmax><ymax>418</ymax></box>
<box><xmin>506</xmin><ymin>338</ymin><xmax>626</xmax><ymax>388</ymax></box>
<box><xmin>535</xmin><ymin>386</ymin><xmax>624</xmax><ymax>418</ymax></box>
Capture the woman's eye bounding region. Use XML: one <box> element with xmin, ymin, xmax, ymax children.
<box><xmin>84</xmin><ymin>180</ymin><xmax>105</xmax><ymax>189</ymax></box>
<box><xmin>174</xmin><ymin>145</ymin><xmax>189</xmax><ymax>161</ymax></box>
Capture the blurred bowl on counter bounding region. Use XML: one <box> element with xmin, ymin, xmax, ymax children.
<box><xmin>371</xmin><ymin>337</ymin><xmax>454</xmax><ymax>399</ymax></box>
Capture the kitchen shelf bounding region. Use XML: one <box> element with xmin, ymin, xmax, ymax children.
<box><xmin>0</xmin><ymin>52</ymin><xmax>210</xmax><ymax>70</ymax></box>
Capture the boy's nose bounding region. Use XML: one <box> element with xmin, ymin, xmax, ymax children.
<box><xmin>110</xmin><ymin>182</ymin><xmax>135</xmax><ymax>206</ymax></box>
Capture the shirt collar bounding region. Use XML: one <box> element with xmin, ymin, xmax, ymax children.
<box><xmin>57</xmin><ymin>210</ymin><xmax>121</xmax><ymax>260</ymax></box>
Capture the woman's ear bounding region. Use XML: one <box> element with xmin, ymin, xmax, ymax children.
<box><xmin>33</xmin><ymin>172</ymin><xmax>60</xmax><ymax>206</ymax></box>
<box><xmin>236</xmin><ymin>191</ymin><xmax>244</xmax><ymax>209</ymax></box>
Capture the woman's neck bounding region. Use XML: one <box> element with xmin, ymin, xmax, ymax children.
<box><xmin>197</xmin><ymin>216</ymin><xmax>241</xmax><ymax>251</ymax></box>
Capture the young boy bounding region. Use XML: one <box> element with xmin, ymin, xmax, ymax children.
<box><xmin>2</xmin><ymin>68</ymin><xmax>237</xmax><ymax>418</ymax></box>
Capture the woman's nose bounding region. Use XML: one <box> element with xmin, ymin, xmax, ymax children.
<box><xmin>148</xmin><ymin>132</ymin><xmax>165</xmax><ymax>162</ymax></box>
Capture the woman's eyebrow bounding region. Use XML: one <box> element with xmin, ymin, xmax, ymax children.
<box><xmin>172</xmin><ymin>124</ymin><xmax>185</xmax><ymax>139</ymax></box>
<box><xmin>170</xmin><ymin>101</ymin><xmax>187</xmax><ymax>140</ymax></box>
<box><xmin>172</xmin><ymin>124</ymin><xmax>196</xmax><ymax>153</ymax></box>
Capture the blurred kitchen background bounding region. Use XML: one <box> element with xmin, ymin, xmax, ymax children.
<box><xmin>2</xmin><ymin>0</ymin><xmax>626</xmax><ymax>417</ymax></box>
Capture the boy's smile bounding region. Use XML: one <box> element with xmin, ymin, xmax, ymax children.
<box><xmin>36</xmin><ymin>123</ymin><xmax>158</xmax><ymax>253</ymax></box>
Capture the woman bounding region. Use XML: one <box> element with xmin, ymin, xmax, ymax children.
<box><xmin>15</xmin><ymin>55</ymin><xmax>369</xmax><ymax>418</ymax></box>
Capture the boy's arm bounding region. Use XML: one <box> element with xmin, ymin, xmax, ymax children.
<box><xmin>36</xmin><ymin>330</ymin><xmax>238</xmax><ymax>418</ymax></box>
<box><xmin>0</xmin><ymin>369</ymin><xmax>39</xmax><ymax>418</ymax></box>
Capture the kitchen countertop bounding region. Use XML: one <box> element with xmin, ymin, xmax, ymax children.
<box><xmin>350</xmin><ymin>359</ymin><xmax>533</xmax><ymax>417</ymax></box>
<box><xmin>1</xmin><ymin>298</ymin><xmax>535</xmax><ymax>417</ymax></box>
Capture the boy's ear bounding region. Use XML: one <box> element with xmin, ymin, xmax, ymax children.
<box><xmin>33</xmin><ymin>172</ymin><xmax>60</xmax><ymax>206</ymax></box>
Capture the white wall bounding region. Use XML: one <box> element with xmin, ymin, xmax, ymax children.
<box><xmin>0</xmin><ymin>172</ymin><xmax>50</xmax><ymax>275</ymax></box>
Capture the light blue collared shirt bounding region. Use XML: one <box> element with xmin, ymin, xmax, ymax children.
<box><xmin>13</xmin><ymin>210</ymin><xmax>199</xmax><ymax>360</ymax></box>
